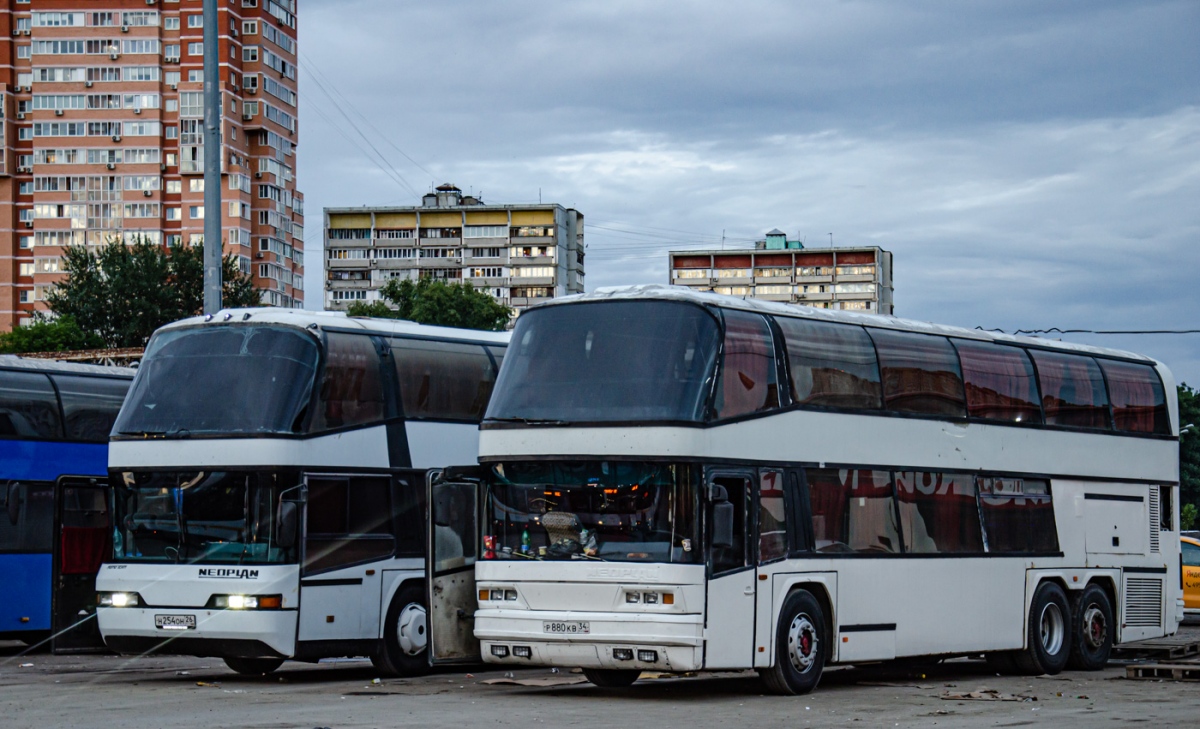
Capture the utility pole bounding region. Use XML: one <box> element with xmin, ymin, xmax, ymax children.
<box><xmin>202</xmin><ymin>0</ymin><xmax>222</xmax><ymax>313</ymax></box>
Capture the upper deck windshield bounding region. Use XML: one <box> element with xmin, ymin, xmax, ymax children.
<box><xmin>485</xmin><ymin>301</ymin><xmax>720</xmax><ymax>424</ymax></box>
<box><xmin>114</xmin><ymin>325</ymin><xmax>318</xmax><ymax>437</ymax></box>
<box><xmin>484</xmin><ymin>461</ymin><xmax>698</xmax><ymax>564</ymax></box>
<box><xmin>111</xmin><ymin>470</ymin><xmax>299</xmax><ymax>564</ymax></box>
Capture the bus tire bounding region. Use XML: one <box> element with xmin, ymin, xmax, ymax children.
<box><xmin>1066</xmin><ymin>584</ymin><xmax>1113</xmax><ymax>671</ymax></box>
<box><xmin>373</xmin><ymin>584</ymin><xmax>431</xmax><ymax>678</ymax></box>
<box><xmin>223</xmin><ymin>656</ymin><xmax>284</xmax><ymax>675</ymax></box>
<box><xmin>759</xmin><ymin>589</ymin><xmax>826</xmax><ymax>695</ymax></box>
<box><xmin>583</xmin><ymin>668</ymin><xmax>641</xmax><ymax>687</ymax></box>
<box><xmin>1013</xmin><ymin>581</ymin><xmax>1071</xmax><ymax>675</ymax></box>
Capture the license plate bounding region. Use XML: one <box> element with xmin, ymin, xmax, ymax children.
<box><xmin>155</xmin><ymin>614</ymin><xmax>196</xmax><ymax>631</ymax></box>
<box><xmin>543</xmin><ymin>621</ymin><xmax>589</xmax><ymax>634</ymax></box>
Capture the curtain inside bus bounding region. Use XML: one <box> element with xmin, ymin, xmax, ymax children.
<box><xmin>714</xmin><ymin>311</ymin><xmax>779</xmax><ymax>420</ymax></box>
<box><xmin>776</xmin><ymin>318</ymin><xmax>882</xmax><ymax>410</ymax></box>
<box><xmin>1096</xmin><ymin>359</ymin><xmax>1169</xmax><ymax>434</ymax></box>
<box><xmin>894</xmin><ymin>471</ymin><xmax>984</xmax><ymax>554</ymax></box>
<box><xmin>807</xmin><ymin>469</ymin><xmax>898</xmax><ymax>554</ymax></box>
<box><xmin>868</xmin><ymin>330</ymin><xmax>967</xmax><ymax>417</ymax></box>
<box><xmin>954</xmin><ymin>340</ymin><xmax>1042</xmax><ymax>424</ymax></box>
<box><xmin>1029</xmin><ymin>350</ymin><xmax>1111</xmax><ymax>429</ymax></box>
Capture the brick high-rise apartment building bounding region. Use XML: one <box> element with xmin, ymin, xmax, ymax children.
<box><xmin>0</xmin><ymin>0</ymin><xmax>303</xmax><ymax>330</ymax></box>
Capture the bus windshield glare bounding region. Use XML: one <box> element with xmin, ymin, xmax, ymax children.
<box><xmin>111</xmin><ymin>471</ymin><xmax>299</xmax><ymax>565</ymax></box>
<box><xmin>484</xmin><ymin>301</ymin><xmax>720</xmax><ymax>424</ymax></box>
<box><xmin>484</xmin><ymin>461</ymin><xmax>698</xmax><ymax>564</ymax></box>
<box><xmin>114</xmin><ymin>325</ymin><xmax>319</xmax><ymax>437</ymax></box>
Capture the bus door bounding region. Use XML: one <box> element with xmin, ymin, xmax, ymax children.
<box><xmin>704</xmin><ymin>470</ymin><xmax>756</xmax><ymax>669</ymax></box>
<box><xmin>426</xmin><ymin>467</ymin><xmax>481</xmax><ymax>665</ymax></box>
<box><xmin>52</xmin><ymin>476</ymin><xmax>109</xmax><ymax>652</ymax></box>
<box><xmin>298</xmin><ymin>474</ymin><xmax>390</xmax><ymax>644</ymax></box>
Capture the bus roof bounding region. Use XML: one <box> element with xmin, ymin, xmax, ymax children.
<box><xmin>0</xmin><ymin>355</ymin><xmax>135</xmax><ymax>378</ymax></box>
<box><xmin>537</xmin><ymin>284</ymin><xmax>1158</xmax><ymax>365</ymax></box>
<box><xmin>156</xmin><ymin>308</ymin><xmax>511</xmax><ymax>345</ymax></box>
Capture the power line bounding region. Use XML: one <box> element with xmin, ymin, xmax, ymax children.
<box><xmin>977</xmin><ymin>327</ymin><xmax>1200</xmax><ymax>336</ymax></box>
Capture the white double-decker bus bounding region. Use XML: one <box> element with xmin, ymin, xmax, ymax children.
<box><xmin>96</xmin><ymin>309</ymin><xmax>507</xmax><ymax>676</ymax></box>
<box><xmin>434</xmin><ymin>285</ymin><xmax>1181</xmax><ymax>694</ymax></box>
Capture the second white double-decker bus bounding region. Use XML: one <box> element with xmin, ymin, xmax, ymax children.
<box><xmin>436</xmin><ymin>285</ymin><xmax>1181</xmax><ymax>694</ymax></box>
<box><xmin>96</xmin><ymin>309</ymin><xmax>507</xmax><ymax>676</ymax></box>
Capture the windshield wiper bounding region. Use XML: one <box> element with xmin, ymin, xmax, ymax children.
<box><xmin>486</xmin><ymin>417</ymin><xmax>569</xmax><ymax>426</ymax></box>
<box><xmin>117</xmin><ymin>429</ymin><xmax>192</xmax><ymax>439</ymax></box>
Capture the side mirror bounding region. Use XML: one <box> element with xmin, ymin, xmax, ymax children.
<box><xmin>6</xmin><ymin>483</ymin><xmax>20</xmax><ymax>526</ymax></box>
<box><xmin>712</xmin><ymin>501</ymin><xmax>735</xmax><ymax>549</ymax></box>
<box><xmin>276</xmin><ymin>501</ymin><xmax>298</xmax><ymax>549</ymax></box>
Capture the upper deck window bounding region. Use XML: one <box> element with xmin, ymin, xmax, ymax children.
<box><xmin>714</xmin><ymin>310</ymin><xmax>779</xmax><ymax>420</ymax></box>
<box><xmin>954</xmin><ymin>340</ymin><xmax>1042</xmax><ymax>424</ymax></box>
<box><xmin>391</xmin><ymin>338</ymin><xmax>497</xmax><ymax>422</ymax></box>
<box><xmin>485</xmin><ymin>301</ymin><xmax>720</xmax><ymax>424</ymax></box>
<box><xmin>52</xmin><ymin>374</ymin><xmax>131</xmax><ymax>443</ymax></box>
<box><xmin>114</xmin><ymin>325</ymin><xmax>318</xmax><ymax>436</ymax></box>
<box><xmin>776</xmin><ymin>318</ymin><xmax>881</xmax><ymax>410</ymax></box>
<box><xmin>312</xmin><ymin>332</ymin><xmax>385</xmax><ymax>432</ymax></box>
<box><xmin>1097</xmin><ymin>359</ymin><xmax>1169</xmax><ymax>434</ymax></box>
<box><xmin>1029</xmin><ymin>350</ymin><xmax>1110</xmax><ymax>429</ymax></box>
<box><xmin>0</xmin><ymin>370</ymin><xmax>61</xmax><ymax>439</ymax></box>
<box><xmin>868</xmin><ymin>329</ymin><xmax>966</xmax><ymax>417</ymax></box>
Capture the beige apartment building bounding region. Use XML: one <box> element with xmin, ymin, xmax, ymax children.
<box><xmin>324</xmin><ymin>185</ymin><xmax>584</xmax><ymax>313</ymax></box>
<box><xmin>0</xmin><ymin>0</ymin><xmax>304</xmax><ymax>330</ymax></box>
<box><xmin>669</xmin><ymin>229</ymin><xmax>894</xmax><ymax>314</ymax></box>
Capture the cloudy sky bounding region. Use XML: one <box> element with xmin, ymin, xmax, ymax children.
<box><xmin>297</xmin><ymin>0</ymin><xmax>1200</xmax><ymax>387</ymax></box>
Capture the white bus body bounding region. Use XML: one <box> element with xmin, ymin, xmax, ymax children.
<box><xmin>467</xmin><ymin>285</ymin><xmax>1181</xmax><ymax>693</ymax></box>
<box><xmin>96</xmin><ymin>308</ymin><xmax>507</xmax><ymax>675</ymax></box>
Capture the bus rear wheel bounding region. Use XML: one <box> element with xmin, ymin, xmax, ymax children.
<box><xmin>1066</xmin><ymin>584</ymin><xmax>1113</xmax><ymax>671</ymax></box>
<box><xmin>1013</xmin><ymin>581</ymin><xmax>1071</xmax><ymax>675</ymax></box>
<box><xmin>372</xmin><ymin>584</ymin><xmax>431</xmax><ymax>678</ymax></box>
<box><xmin>223</xmin><ymin>656</ymin><xmax>284</xmax><ymax>675</ymax></box>
<box><xmin>583</xmin><ymin>668</ymin><xmax>641</xmax><ymax>687</ymax></box>
<box><xmin>759</xmin><ymin>589</ymin><xmax>826</xmax><ymax>695</ymax></box>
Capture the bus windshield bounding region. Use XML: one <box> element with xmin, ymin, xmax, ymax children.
<box><xmin>114</xmin><ymin>325</ymin><xmax>319</xmax><ymax>437</ymax></box>
<box><xmin>485</xmin><ymin>301</ymin><xmax>720</xmax><ymax>424</ymax></box>
<box><xmin>483</xmin><ymin>461</ymin><xmax>698</xmax><ymax>564</ymax></box>
<box><xmin>111</xmin><ymin>471</ymin><xmax>299</xmax><ymax>565</ymax></box>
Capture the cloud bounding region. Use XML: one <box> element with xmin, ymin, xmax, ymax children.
<box><xmin>297</xmin><ymin>0</ymin><xmax>1200</xmax><ymax>383</ymax></box>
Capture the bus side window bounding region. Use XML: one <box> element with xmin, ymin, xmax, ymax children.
<box><xmin>0</xmin><ymin>371</ymin><xmax>62</xmax><ymax>439</ymax></box>
<box><xmin>0</xmin><ymin>482</ymin><xmax>54</xmax><ymax>553</ymax></box>
<box><xmin>304</xmin><ymin>476</ymin><xmax>395</xmax><ymax>574</ymax></box>
<box><xmin>710</xmin><ymin>475</ymin><xmax>749</xmax><ymax>574</ymax></box>
<box><xmin>758</xmin><ymin>470</ymin><xmax>787</xmax><ymax>563</ymax></box>
<box><xmin>807</xmin><ymin>468</ymin><xmax>899</xmax><ymax>554</ymax></box>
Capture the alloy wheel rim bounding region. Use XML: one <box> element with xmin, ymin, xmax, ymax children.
<box><xmin>1039</xmin><ymin>602</ymin><xmax>1064</xmax><ymax>656</ymax></box>
<box><xmin>397</xmin><ymin>603</ymin><xmax>428</xmax><ymax>656</ymax></box>
<box><xmin>787</xmin><ymin>613</ymin><xmax>818</xmax><ymax>674</ymax></box>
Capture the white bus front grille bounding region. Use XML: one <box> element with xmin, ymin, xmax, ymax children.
<box><xmin>1148</xmin><ymin>487</ymin><xmax>1161</xmax><ymax>554</ymax></box>
<box><xmin>1123</xmin><ymin>578</ymin><xmax>1163</xmax><ymax>628</ymax></box>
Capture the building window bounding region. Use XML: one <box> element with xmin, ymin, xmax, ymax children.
<box><xmin>243</xmin><ymin>20</ymin><xmax>258</xmax><ymax>34</ymax></box>
<box><xmin>243</xmin><ymin>46</ymin><xmax>259</xmax><ymax>62</ymax></box>
<box><xmin>187</xmin><ymin>14</ymin><xmax>203</xmax><ymax>27</ymax></box>
<box><xmin>164</xmin><ymin>16</ymin><xmax>180</xmax><ymax>30</ymax></box>
<box><xmin>189</xmin><ymin>205</ymin><xmax>203</xmax><ymax>219</ymax></box>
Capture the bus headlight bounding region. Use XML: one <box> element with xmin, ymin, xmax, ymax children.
<box><xmin>210</xmin><ymin>594</ymin><xmax>282</xmax><ymax>610</ymax></box>
<box><xmin>98</xmin><ymin>591</ymin><xmax>141</xmax><ymax>607</ymax></box>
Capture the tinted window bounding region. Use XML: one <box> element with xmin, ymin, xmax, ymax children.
<box><xmin>955</xmin><ymin>340</ymin><xmax>1042</xmax><ymax>424</ymax></box>
<box><xmin>0</xmin><ymin>370</ymin><xmax>62</xmax><ymax>439</ymax></box>
<box><xmin>313</xmin><ymin>333</ymin><xmax>385</xmax><ymax>431</ymax></box>
<box><xmin>115</xmin><ymin>326</ymin><xmax>318</xmax><ymax>436</ymax></box>
<box><xmin>53</xmin><ymin>375</ymin><xmax>131</xmax><ymax>443</ymax></box>
<box><xmin>431</xmin><ymin>481</ymin><xmax>477</xmax><ymax>573</ymax></box>
<box><xmin>759</xmin><ymin>470</ymin><xmax>788</xmax><ymax>562</ymax></box>
<box><xmin>895</xmin><ymin>471</ymin><xmax>983</xmax><ymax>554</ymax></box>
<box><xmin>1030</xmin><ymin>350</ymin><xmax>1110</xmax><ymax>429</ymax></box>
<box><xmin>305</xmin><ymin>476</ymin><xmax>394</xmax><ymax>573</ymax></box>
<box><xmin>869</xmin><ymin>330</ymin><xmax>966</xmax><ymax>417</ymax></box>
<box><xmin>776</xmin><ymin>318</ymin><xmax>881</xmax><ymax>409</ymax></box>
<box><xmin>486</xmin><ymin>301</ymin><xmax>720</xmax><ymax>423</ymax></box>
<box><xmin>392</xmin><ymin>338</ymin><xmax>496</xmax><ymax>422</ymax></box>
<box><xmin>807</xmin><ymin>468</ymin><xmax>899</xmax><ymax>554</ymax></box>
<box><xmin>714</xmin><ymin>311</ymin><xmax>779</xmax><ymax>419</ymax></box>
<box><xmin>1097</xmin><ymin>359</ymin><xmax>1169</xmax><ymax>434</ymax></box>
<box><xmin>710</xmin><ymin>474</ymin><xmax>750</xmax><ymax>574</ymax></box>
<box><xmin>978</xmin><ymin>478</ymin><xmax>1058</xmax><ymax>553</ymax></box>
<box><xmin>0</xmin><ymin>481</ymin><xmax>54</xmax><ymax>552</ymax></box>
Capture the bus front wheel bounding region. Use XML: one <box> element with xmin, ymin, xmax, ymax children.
<box><xmin>372</xmin><ymin>584</ymin><xmax>431</xmax><ymax>678</ymax></box>
<box><xmin>1014</xmin><ymin>581</ymin><xmax>1071</xmax><ymax>675</ymax></box>
<box><xmin>759</xmin><ymin>589</ymin><xmax>826</xmax><ymax>695</ymax></box>
<box><xmin>583</xmin><ymin>668</ymin><xmax>641</xmax><ymax>687</ymax></box>
<box><xmin>223</xmin><ymin>656</ymin><xmax>284</xmax><ymax>675</ymax></box>
<box><xmin>1066</xmin><ymin>584</ymin><xmax>1113</xmax><ymax>671</ymax></box>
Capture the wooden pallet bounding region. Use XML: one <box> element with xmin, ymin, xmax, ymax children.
<box><xmin>1125</xmin><ymin>662</ymin><xmax>1200</xmax><ymax>681</ymax></box>
<box><xmin>1112</xmin><ymin>637</ymin><xmax>1200</xmax><ymax>661</ymax></box>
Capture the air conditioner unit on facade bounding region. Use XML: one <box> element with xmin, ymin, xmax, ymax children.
<box><xmin>85</xmin><ymin>80</ymin><xmax>93</xmax><ymax>87</ymax></box>
<box><xmin>253</xmin><ymin>171</ymin><xmax>262</xmax><ymax>178</ymax></box>
<box><xmin>147</xmin><ymin>0</ymin><xmax>156</xmax><ymax>5</ymax></box>
<box><xmin>160</xmin><ymin>163</ymin><xmax>167</xmax><ymax>171</ymax></box>
<box><xmin>255</xmin><ymin>252</ymin><xmax>263</xmax><ymax>259</ymax></box>
<box><xmin>110</xmin><ymin>53</ymin><xmax>120</xmax><ymax>60</ymax></box>
<box><xmin>55</xmin><ymin>109</ymin><xmax>63</xmax><ymax>116</ymax></box>
<box><xmin>170</xmin><ymin>83</ymin><xmax>177</xmax><ymax>90</ymax></box>
<box><xmin>232</xmin><ymin>29</ymin><xmax>238</xmax><ymax>37</ymax></box>
<box><xmin>246</xmin><ymin>87</ymin><xmax>256</xmax><ymax>94</ymax></box>
<box><xmin>143</xmin><ymin>189</ymin><xmax>152</xmax><ymax>197</ymax></box>
<box><xmin>11</xmin><ymin>30</ymin><xmax>18</xmax><ymax>37</ymax></box>
<box><xmin>24</xmin><ymin>221</ymin><xmax>33</xmax><ymax>228</ymax></box>
<box><xmin>107</xmin><ymin>162</ymin><xmax>116</xmax><ymax>170</ymax></box>
<box><xmin>16</xmin><ymin>112</ymin><xmax>24</xmax><ymax>120</ymax></box>
<box><xmin>112</xmin><ymin>135</ymin><xmax>121</xmax><ymax>142</ymax></box>
<box><xmin>134</xmin><ymin>108</ymin><xmax>141</xmax><ymax>114</ymax></box>
<box><xmin>21</xmin><ymin>29</ymin><xmax>30</xmax><ymax>36</ymax></box>
<box><xmin>121</xmin><ymin>25</ymin><xmax>129</xmax><ymax>33</ymax></box>
<box><xmin>242</xmin><ymin>114</ymin><xmax>252</xmax><ymax>121</ymax></box>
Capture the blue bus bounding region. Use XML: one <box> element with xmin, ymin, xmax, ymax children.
<box><xmin>0</xmin><ymin>356</ymin><xmax>133</xmax><ymax>652</ymax></box>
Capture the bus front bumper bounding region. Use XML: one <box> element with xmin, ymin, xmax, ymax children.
<box><xmin>475</xmin><ymin>608</ymin><xmax>704</xmax><ymax>672</ymax></box>
<box><xmin>97</xmin><ymin>607</ymin><xmax>297</xmax><ymax>658</ymax></box>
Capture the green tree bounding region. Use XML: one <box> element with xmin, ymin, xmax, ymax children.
<box><xmin>45</xmin><ymin>236</ymin><xmax>260</xmax><ymax>348</ymax></box>
<box><xmin>1180</xmin><ymin>383</ymin><xmax>1200</xmax><ymax>521</ymax></box>
<box><xmin>0</xmin><ymin>315</ymin><xmax>103</xmax><ymax>354</ymax></box>
<box><xmin>1182</xmin><ymin>503</ymin><xmax>1197</xmax><ymax>532</ymax></box>
<box><xmin>347</xmin><ymin>278</ymin><xmax>512</xmax><ymax>332</ymax></box>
